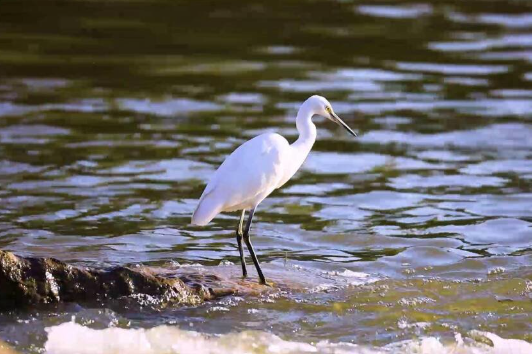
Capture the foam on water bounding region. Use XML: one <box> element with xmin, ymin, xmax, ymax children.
<box><xmin>44</xmin><ymin>321</ymin><xmax>532</xmax><ymax>354</ymax></box>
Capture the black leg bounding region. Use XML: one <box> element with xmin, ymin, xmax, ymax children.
<box><xmin>236</xmin><ymin>210</ymin><xmax>247</xmax><ymax>277</ymax></box>
<box><xmin>243</xmin><ymin>208</ymin><xmax>266</xmax><ymax>284</ymax></box>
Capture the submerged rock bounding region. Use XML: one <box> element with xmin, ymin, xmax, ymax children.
<box><xmin>0</xmin><ymin>250</ymin><xmax>234</xmax><ymax>310</ymax></box>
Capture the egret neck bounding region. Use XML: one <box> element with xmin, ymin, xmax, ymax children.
<box><xmin>290</xmin><ymin>100</ymin><xmax>317</xmax><ymax>172</ymax></box>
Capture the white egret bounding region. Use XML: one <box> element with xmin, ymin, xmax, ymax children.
<box><xmin>191</xmin><ymin>95</ymin><xmax>357</xmax><ymax>284</ymax></box>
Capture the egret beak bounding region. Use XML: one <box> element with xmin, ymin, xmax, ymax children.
<box><xmin>330</xmin><ymin>111</ymin><xmax>357</xmax><ymax>137</ymax></box>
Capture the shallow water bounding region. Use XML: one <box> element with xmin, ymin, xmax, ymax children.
<box><xmin>1</xmin><ymin>0</ymin><xmax>532</xmax><ymax>352</ymax></box>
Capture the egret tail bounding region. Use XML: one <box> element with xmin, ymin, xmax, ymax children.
<box><xmin>191</xmin><ymin>198</ymin><xmax>221</xmax><ymax>226</ymax></box>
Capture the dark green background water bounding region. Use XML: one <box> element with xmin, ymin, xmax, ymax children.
<box><xmin>0</xmin><ymin>0</ymin><xmax>531</xmax><ymax>352</ymax></box>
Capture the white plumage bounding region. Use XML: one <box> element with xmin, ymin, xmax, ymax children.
<box><xmin>192</xmin><ymin>133</ymin><xmax>290</xmax><ymax>225</ymax></box>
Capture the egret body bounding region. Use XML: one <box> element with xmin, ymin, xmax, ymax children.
<box><xmin>191</xmin><ymin>95</ymin><xmax>356</xmax><ymax>284</ymax></box>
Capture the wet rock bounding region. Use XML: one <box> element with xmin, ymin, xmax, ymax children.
<box><xmin>0</xmin><ymin>250</ymin><xmax>234</xmax><ymax>310</ymax></box>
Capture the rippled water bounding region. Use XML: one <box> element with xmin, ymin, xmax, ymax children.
<box><xmin>1</xmin><ymin>0</ymin><xmax>532</xmax><ymax>352</ymax></box>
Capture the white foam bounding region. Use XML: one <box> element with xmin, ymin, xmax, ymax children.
<box><xmin>45</xmin><ymin>322</ymin><xmax>321</xmax><ymax>354</ymax></box>
<box><xmin>308</xmin><ymin>270</ymin><xmax>378</xmax><ymax>293</ymax></box>
<box><xmin>44</xmin><ymin>322</ymin><xmax>532</xmax><ymax>354</ymax></box>
<box><xmin>326</xmin><ymin>269</ymin><xmax>380</xmax><ymax>285</ymax></box>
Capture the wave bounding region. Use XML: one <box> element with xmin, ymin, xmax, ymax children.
<box><xmin>45</xmin><ymin>321</ymin><xmax>532</xmax><ymax>354</ymax></box>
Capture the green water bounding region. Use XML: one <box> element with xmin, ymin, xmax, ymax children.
<box><xmin>1</xmin><ymin>0</ymin><xmax>532</xmax><ymax>352</ymax></box>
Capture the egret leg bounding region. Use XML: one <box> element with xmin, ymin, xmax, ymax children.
<box><xmin>243</xmin><ymin>208</ymin><xmax>266</xmax><ymax>284</ymax></box>
<box><xmin>236</xmin><ymin>209</ymin><xmax>247</xmax><ymax>277</ymax></box>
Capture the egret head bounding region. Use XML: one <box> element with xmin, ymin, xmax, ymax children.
<box><xmin>307</xmin><ymin>95</ymin><xmax>357</xmax><ymax>137</ymax></box>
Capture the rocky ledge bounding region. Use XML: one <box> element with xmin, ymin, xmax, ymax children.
<box><xmin>0</xmin><ymin>250</ymin><xmax>236</xmax><ymax>310</ymax></box>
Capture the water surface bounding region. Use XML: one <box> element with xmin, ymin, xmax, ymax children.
<box><xmin>0</xmin><ymin>0</ymin><xmax>531</xmax><ymax>352</ymax></box>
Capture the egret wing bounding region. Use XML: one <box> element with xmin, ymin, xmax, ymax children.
<box><xmin>199</xmin><ymin>133</ymin><xmax>289</xmax><ymax>212</ymax></box>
